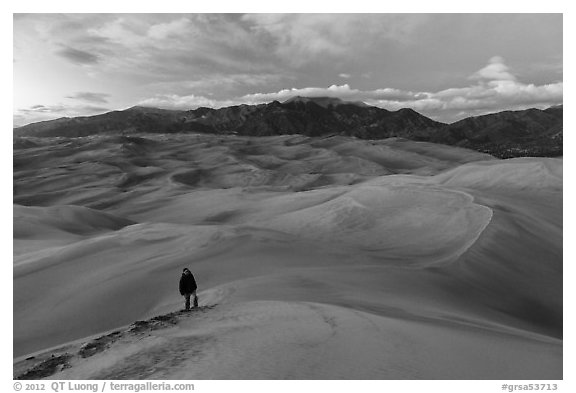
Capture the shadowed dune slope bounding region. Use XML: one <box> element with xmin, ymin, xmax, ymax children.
<box><xmin>13</xmin><ymin>134</ymin><xmax>561</xmax><ymax>379</ymax></box>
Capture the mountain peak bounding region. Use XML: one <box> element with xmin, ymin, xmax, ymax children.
<box><xmin>283</xmin><ymin>96</ymin><xmax>369</xmax><ymax>108</ymax></box>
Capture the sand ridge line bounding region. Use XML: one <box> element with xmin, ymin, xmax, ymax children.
<box><xmin>14</xmin><ymin>305</ymin><xmax>217</xmax><ymax>380</ymax></box>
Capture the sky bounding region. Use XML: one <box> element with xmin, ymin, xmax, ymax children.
<box><xmin>13</xmin><ymin>13</ymin><xmax>563</xmax><ymax>127</ymax></box>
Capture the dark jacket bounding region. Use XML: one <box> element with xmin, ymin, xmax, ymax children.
<box><xmin>179</xmin><ymin>272</ymin><xmax>197</xmax><ymax>295</ymax></box>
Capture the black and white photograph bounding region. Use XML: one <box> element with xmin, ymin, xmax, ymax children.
<box><xmin>10</xmin><ymin>7</ymin><xmax>566</xmax><ymax>385</ymax></box>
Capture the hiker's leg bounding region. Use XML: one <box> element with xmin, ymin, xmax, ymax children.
<box><xmin>185</xmin><ymin>293</ymin><xmax>191</xmax><ymax>310</ymax></box>
<box><xmin>193</xmin><ymin>290</ymin><xmax>198</xmax><ymax>308</ymax></box>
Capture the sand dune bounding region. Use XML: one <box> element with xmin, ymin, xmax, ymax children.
<box><xmin>13</xmin><ymin>134</ymin><xmax>562</xmax><ymax>379</ymax></box>
<box><xmin>16</xmin><ymin>301</ymin><xmax>559</xmax><ymax>380</ymax></box>
<box><xmin>13</xmin><ymin>205</ymin><xmax>135</xmax><ymax>257</ymax></box>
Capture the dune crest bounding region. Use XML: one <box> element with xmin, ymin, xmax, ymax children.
<box><xmin>258</xmin><ymin>183</ymin><xmax>493</xmax><ymax>264</ymax></box>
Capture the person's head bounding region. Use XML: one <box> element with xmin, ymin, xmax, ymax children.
<box><xmin>183</xmin><ymin>268</ymin><xmax>191</xmax><ymax>275</ymax></box>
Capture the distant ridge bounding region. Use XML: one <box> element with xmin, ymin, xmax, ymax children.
<box><xmin>14</xmin><ymin>98</ymin><xmax>562</xmax><ymax>158</ymax></box>
<box><xmin>429</xmin><ymin>106</ymin><xmax>562</xmax><ymax>158</ymax></box>
<box><xmin>14</xmin><ymin>97</ymin><xmax>443</xmax><ymax>139</ymax></box>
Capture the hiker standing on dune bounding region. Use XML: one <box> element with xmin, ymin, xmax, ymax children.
<box><xmin>179</xmin><ymin>268</ymin><xmax>198</xmax><ymax>310</ymax></box>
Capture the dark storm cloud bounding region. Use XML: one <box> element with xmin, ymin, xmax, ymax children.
<box><xmin>56</xmin><ymin>46</ymin><xmax>100</xmax><ymax>65</ymax></box>
<box><xmin>66</xmin><ymin>92</ymin><xmax>110</xmax><ymax>104</ymax></box>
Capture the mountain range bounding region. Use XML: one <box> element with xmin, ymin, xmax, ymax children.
<box><xmin>14</xmin><ymin>97</ymin><xmax>562</xmax><ymax>158</ymax></box>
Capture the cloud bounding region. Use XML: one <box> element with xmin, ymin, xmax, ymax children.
<box><xmin>76</xmin><ymin>15</ymin><xmax>278</xmax><ymax>78</ymax></box>
<box><xmin>19</xmin><ymin>104</ymin><xmax>67</xmax><ymax>114</ymax></box>
<box><xmin>238</xmin><ymin>84</ymin><xmax>361</xmax><ymax>104</ymax></box>
<box><xmin>149</xmin><ymin>73</ymin><xmax>290</xmax><ymax>96</ymax></box>
<box><xmin>338</xmin><ymin>73</ymin><xmax>351</xmax><ymax>79</ymax></box>
<box><xmin>86</xmin><ymin>16</ymin><xmax>148</xmax><ymax>48</ymax></box>
<box><xmin>147</xmin><ymin>18</ymin><xmax>191</xmax><ymax>40</ymax></box>
<box><xmin>364</xmin><ymin>80</ymin><xmax>562</xmax><ymax>122</ymax></box>
<box><xmin>138</xmin><ymin>94</ymin><xmax>227</xmax><ymax>110</ymax></box>
<box><xmin>235</xmin><ymin>84</ymin><xmax>424</xmax><ymax>104</ymax></box>
<box><xmin>19</xmin><ymin>104</ymin><xmax>109</xmax><ymax>115</ymax></box>
<box><xmin>56</xmin><ymin>46</ymin><xmax>100</xmax><ymax>65</ymax></box>
<box><xmin>14</xmin><ymin>104</ymin><xmax>110</xmax><ymax>127</ymax></box>
<box><xmin>470</xmin><ymin>56</ymin><xmax>517</xmax><ymax>81</ymax></box>
<box><xmin>242</xmin><ymin>14</ymin><xmax>429</xmax><ymax>64</ymax></box>
<box><xmin>66</xmin><ymin>92</ymin><xmax>110</xmax><ymax>104</ymax></box>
